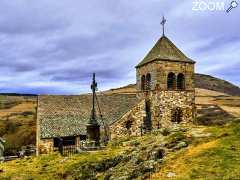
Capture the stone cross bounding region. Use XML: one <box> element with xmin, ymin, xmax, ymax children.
<box><xmin>89</xmin><ymin>73</ymin><xmax>98</xmax><ymax>125</ymax></box>
<box><xmin>161</xmin><ymin>16</ymin><xmax>166</xmax><ymax>36</ymax></box>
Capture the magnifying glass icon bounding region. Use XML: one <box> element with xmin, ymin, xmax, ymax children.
<box><xmin>226</xmin><ymin>1</ymin><xmax>238</xmax><ymax>13</ymax></box>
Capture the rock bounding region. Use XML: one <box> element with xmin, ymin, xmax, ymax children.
<box><xmin>192</xmin><ymin>132</ymin><xmax>212</xmax><ymax>138</ymax></box>
<box><xmin>151</xmin><ymin>148</ymin><xmax>165</xmax><ymax>160</ymax></box>
<box><xmin>59</xmin><ymin>157</ymin><xmax>68</xmax><ymax>163</ymax></box>
<box><xmin>166</xmin><ymin>172</ymin><xmax>176</xmax><ymax>178</ymax></box>
<box><xmin>175</xmin><ymin>141</ymin><xmax>188</xmax><ymax>150</ymax></box>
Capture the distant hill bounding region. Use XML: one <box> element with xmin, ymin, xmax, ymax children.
<box><xmin>106</xmin><ymin>73</ymin><xmax>240</xmax><ymax>96</ymax></box>
<box><xmin>0</xmin><ymin>93</ymin><xmax>37</xmax><ymax>96</ymax></box>
<box><xmin>195</xmin><ymin>74</ymin><xmax>240</xmax><ymax>96</ymax></box>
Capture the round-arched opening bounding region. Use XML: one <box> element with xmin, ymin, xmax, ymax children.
<box><xmin>146</xmin><ymin>73</ymin><xmax>151</xmax><ymax>90</ymax></box>
<box><xmin>141</xmin><ymin>75</ymin><xmax>146</xmax><ymax>91</ymax></box>
<box><xmin>171</xmin><ymin>107</ymin><xmax>183</xmax><ymax>123</ymax></box>
<box><xmin>177</xmin><ymin>73</ymin><xmax>185</xmax><ymax>90</ymax></box>
<box><xmin>167</xmin><ymin>72</ymin><xmax>176</xmax><ymax>90</ymax></box>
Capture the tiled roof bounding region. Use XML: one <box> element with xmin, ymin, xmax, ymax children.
<box><xmin>136</xmin><ymin>36</ymin><xmax>195</xmax><ymax>68</ymax></box>
<box><xmin>38</xmin><ymin>94</ymin><xmax>140</xmax><ymax>138</ymax></box>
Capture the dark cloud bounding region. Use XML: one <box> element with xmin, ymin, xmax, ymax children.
<box><xmin>0</xmin><ymin>1</ymin><xmax>68</xmax><ymax>35</ymax></box>
<box><xmin>0</xmin><ymin>0</ymin><xmax>239</xmax><ymax>94</ymax></box>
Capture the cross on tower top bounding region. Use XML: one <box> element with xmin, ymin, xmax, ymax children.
<box><xmin>160</xmin><ymin>16</ymin><xmax>166</xmax><ymax>36</ymax></box>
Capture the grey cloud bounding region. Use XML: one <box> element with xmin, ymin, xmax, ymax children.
<box><xmin>193</xmin><ymin>36</ymin><xmax>240</xmax><ymax>54</ymax></box>
<box><xmin>0</xmin><ymin>0</ymin><xmax>239</xmax><ymax>94</ymax></box>
<box><xmin>0</xmin><ymin>1</ymin><xmax>68</xmax><ymax>36</ymax></box>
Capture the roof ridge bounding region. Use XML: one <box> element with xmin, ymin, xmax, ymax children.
<box><xmin>162</xmin><ymin>36</ymin><xmax>188</xmax><ymax>59</ymax></box>
<box><xmin>136</xmin><ymin>35</ymin><xmax>195</xmax><ymax>68</ymax></box>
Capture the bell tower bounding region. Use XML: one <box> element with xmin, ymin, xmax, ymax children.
<box><xmin>136</xmin><ymin>17</ymin><xmax>195</xmax><ymax>129</ymax></box>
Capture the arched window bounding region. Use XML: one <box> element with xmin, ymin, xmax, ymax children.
<box><xmin>177</xmin><ymin>73</ymin><xmax>185</xmax><ymax>90</ymax></box>
<box><xmin>125</xmin><ymin>120</ymin><xmax>133</xmax><ymax>130</ymax></box>
<box><xmin>167</xmin><ymin>72</ymin><xmax>176</xmax><ymax>90</ymax></box>
<box><xmin>171</xmin><ymin>107</ymin><xmax>183</xmax><ymax>123</ymax></box>
<box><xmin>144</xmin><ymin>101</ymin><xmax>152</xmax><ymax>131</ymax></box>
<box><xmin>146</xmin><ymin>73</ymin><xmax>151</xmax><ymax>90</ymax></box>
<box><xmin>141</xmin><ymin>75</ymin><xmax>146</xmax><ymax>91</ymax></box>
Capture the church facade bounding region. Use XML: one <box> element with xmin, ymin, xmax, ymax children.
<box><xmin>36</xmin><ymin>27</ymin><xmax>196</xmax><ymax>154</ymax></box>
<box><xmin>110</xmin><ymin>35</ymin><xmax>195</xmax><ymax>138</ymax></box>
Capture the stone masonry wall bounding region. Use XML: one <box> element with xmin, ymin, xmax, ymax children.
<box><xmin>138</xmin><ymin>90</ymin><xmax>195</xmax><ymax>128</ymax></box>
<box><xmin>110</xmin><ymin>100</ymin><xmax>146</xmax><ymax>139</ymax></box>
<box><xmin>38</xmin><ymin>138</ymin><xmax>54</xmax><ymax>154</ymax></box>
<box><xmin>110</xmin><ymin>90</ymin><xmax>195</xmax><ymax>139</ymax></box>
<box><xmin>136</xmin><ymin>61</ymin><xmax>194</xmax><ymax>91</ymax></box>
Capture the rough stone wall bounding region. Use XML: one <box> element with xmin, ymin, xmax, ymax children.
<box><xmin>141</xmin><ymin>90</ymin><xmax>195</xmax><ymax>128</ymax></box>
<box><xmin>110</xmin><ymin>90</ymin><xmax>195</xmax><ymax>139</ymax></box>
<box><xmin>136</xmin><ymin>61</ymin><xmax>194</xmax><ymax>91</ymax></box>
<box><xmin>38</xmin><ymin>139</ymin><xmax>54</xmax><ymax>154</ymax></box>
<box><xmin>110</xmin><ymin>100</ymin><xmax>146</xmax><ymax>139</ymax></box>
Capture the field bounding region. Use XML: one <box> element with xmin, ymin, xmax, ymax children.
<box><xmin>0</xmin><ymin>95</ymin><xmax>37</xmax><ymax>155</ymax></box>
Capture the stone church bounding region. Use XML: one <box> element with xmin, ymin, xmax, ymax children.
<box><xmin>36</xmin><ymin>23</ymin><xmax>196</xmax><ymax>154</ymax></box>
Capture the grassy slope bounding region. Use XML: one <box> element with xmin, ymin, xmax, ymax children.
<box><xmin>1</xmin><ymin>118</ymin><xmax>240</xmax><ymax>179</ymax></box>
<box><xmin>152</xmin><ymin>119</ymin><xmax>240</xmax><ymax>179</ymax></box>
<box><xmin>0</xmin><ymin>96</ymin><xmax>36</xmax><ymax>154</ymax></box>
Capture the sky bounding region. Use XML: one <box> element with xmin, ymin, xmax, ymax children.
<box><xmin>0</xmin><ymin>0</ymin><xmax>239</xmax><ymax>94</ymax></box>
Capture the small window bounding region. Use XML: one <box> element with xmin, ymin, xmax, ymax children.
<box><xmin>177</xmin><ymin>73</ymin><xmax>185</xmax><ymax>90</ymax></box>
<box><xmin>125</xmin><ymin>120</ymin><xmax>133</xmax><ymax>130</ymax></box>
<box><xmin>171</xmin><ymin>108</ymin><xmax>183</xmax><ymax>123</ymax></box>
<box><xmin>144</xmin><ymin>101</ymin><xmax>152</xmax><ymax>130</ymax></box>
<box><xmin>141</xmin><ymin>75</ymin><xmax>146</xmax><ymax>91</ymax></box>
<box><xmin>146</xmin><ymin>73</ymin><xmax>151</xmax><ymax>90</ymax></box>
<box><xmin>167</xmin><ymin>72</ymin><xmax>176</xmax><ymax>90</ymax></box>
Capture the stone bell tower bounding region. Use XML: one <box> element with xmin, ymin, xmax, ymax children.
<box><xmin>136</xmin><ymin>17</ymin><xmax>196</xmax><ymax>129</ymax></box>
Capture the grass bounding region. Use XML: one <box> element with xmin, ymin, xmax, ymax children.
<box><xmin>152</xmin><ymin>118</ymin><xmax>240</xmax><ymax>179</ymax></box>
<box><xmin>1</xmin><ymin>119</ymin><xmax>240</xmax><ymax>179</ymax></box>
<box><xmin>0</xmin><ymin>93</ymin><xmax>240</xmax><ymax>179</ymax></box>
<box><xmin>0</xmin><ymin>147</ymin><xmax>124</xmax><ymax>180</ymax></box>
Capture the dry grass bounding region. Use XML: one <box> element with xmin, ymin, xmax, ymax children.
<box><xmin>195</xmin><ymin>88</ymin><xmax>229</xmax><ymax>96</ymax></box>
<box><xmin>186</xmin><ymin>140</ymin><xmax>218</xmax><ymax>156</ymax></box>
<box><xmin>152</xmin><ymin>119</ymin><xmax>240</xmax><ymax>179</ymax></box>
<box><xmin>0</xmin><ymin>96</ymin><xmax>36</xmax><ymax>154</ymax></box>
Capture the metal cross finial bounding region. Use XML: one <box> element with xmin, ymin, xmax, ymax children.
<box><xmin>160</xmin><ymin>16</ymin><xmax>166</xmax><ymax>36</ymax></box>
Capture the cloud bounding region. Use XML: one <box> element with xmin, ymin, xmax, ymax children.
<box><xmin>0</xmin><ymin>0</ymin><xmax>239</xmax><ymax>94</ymax></box>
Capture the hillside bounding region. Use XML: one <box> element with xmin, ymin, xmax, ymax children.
<box><xmin>1</xmin><ymin>118</ymin><xmax>240</xmax><ymax>179</ymax></box>
<box><xmin>195</xmin><ymin>74</ymin><xmax>240</xmax><ymax>96</ymax></box>
<box><xmin>0</xmin><ymin>95</ymin><xmax>37</xmax><ymax>155</ymax></box>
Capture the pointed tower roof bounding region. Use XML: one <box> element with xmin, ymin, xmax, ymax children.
<box><xmin>136</xmin><ymin>36</ymin><xmax>195</xmax><ymax>68</ymax></box>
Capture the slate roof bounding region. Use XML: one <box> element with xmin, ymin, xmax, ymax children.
<box><xmin>136</xmin><ymin>36</ymin><xmax>195</xmax><ymax>68</ymax></box>
<box><xmin>38</xmin><ymin>94</ymin><xmax>140</xmax><ymax>139</ymax></box>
